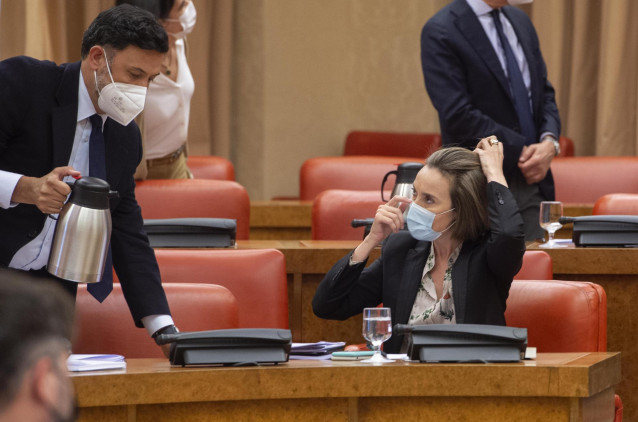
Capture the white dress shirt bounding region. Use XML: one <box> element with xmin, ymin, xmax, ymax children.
<box><xmin>1</xmin><ymin>70</ymin><xmax>173</xmax><ymax>336</ymax></box>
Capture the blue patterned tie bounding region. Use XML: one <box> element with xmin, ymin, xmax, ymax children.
<box><xmin>87</xmin><ymin>114</ymin><xmax>113</xmax><ymax>302</ymax></box>
<box><xmin>491</xmin><ymin>9</ymin><xmax>536</xmax><ymax>145</ymax></box>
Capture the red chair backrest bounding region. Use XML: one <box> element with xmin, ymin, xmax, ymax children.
<box><xmin>73</xmin><ymin>283</ymin><xmax>239</xmax><ymax>358</ymax></box>
<box><xmin>505</xmin><ymin>280</ymin><xmax>607</xmax><ymax>352</ymax></box>
<box><xmin>558</xmin><ymin>136</ymin><xmax>575</xmax><ymax>157</ymax></box>
<box><xmin>300</xmin><ymin>156</ymin><xmax>421</xmax><ymax>201</ymax></box>
<box><xmin>187</xmin><ymin>155</ymin><xmax>235</xmax><ymax>180</ymax></box>
<box><xmin>514</xmin><ymin>251</ymin><xmax>553</xmax><ymax>280</ymax></box>
<box><xmin>135</xmin><ymin>179</ymin><xmax>250</xmax><ymax>239</ymax></box>
<box><xmin>152</xmin><ymin>248</ymin><xmax>289</xmax><ymax>329</ymax></box>
<box><xmin>344</xmin><ymin>131</ymin><xmax>441</xmax><ymax>158</ymax></box>
<box><xmin>312</xmin><ymin>190</ymin><xmax>385</xmax><ymax>240</ymax></box>
<box><xmin>593</xmin><ymin>193</ymin><xmax>638</xmax><ymax>215</ymax></box>
<box><xmin>551</xmin><ymin>157</ymin><xmax>638</xmax><ymax>203</ymax></box>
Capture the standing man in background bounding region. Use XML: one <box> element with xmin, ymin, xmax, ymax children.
<box><xmin>421</xmin><ymin>0</ymin><xmax>561</xmax><ymax>240</ymax></box>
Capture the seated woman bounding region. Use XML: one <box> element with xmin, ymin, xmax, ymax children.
<box><xmin>312</xmin><ymin>137</ymin><xmax>525</xmax><ymax>353</ymax></box>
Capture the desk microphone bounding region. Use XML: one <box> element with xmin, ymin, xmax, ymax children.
<box><xmin>155</xmin><ymin>333</ymin><xmax>180</xmax><ymax>345</ymax></box>
<box><xmin>351</xmin><ymin>218</ymin><xmax>374</xmax><ymax>228</ymax></box>
<box><xmin>393</xmin><ymin>324</ymin><xmax>413</xmax><ymax>335</ymax></box>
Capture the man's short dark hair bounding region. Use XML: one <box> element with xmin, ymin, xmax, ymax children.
<box><xmin>0</xmin><ymin>271</ymin><xmax>74</xmax><ymax>411</ymax></box>
<box><xmin>116</xmin><ymin>0</ymin><xmax>175</xmax><ymax>20</ymax></box>
<box><xmin>81</xmin><ymin>4</ymin><xmax>168</xmax><ymax>58</ymax></box>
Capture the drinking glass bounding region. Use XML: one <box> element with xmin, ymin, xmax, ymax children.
<box><xmin>538</xmin><ymin>201</ymin><xmax>566</xmax><ymax>248</ymax></box>
<box><xmin>361</xmin><ymin>307</ymin><xmax>395</xmax><ymax>363</ymax></box>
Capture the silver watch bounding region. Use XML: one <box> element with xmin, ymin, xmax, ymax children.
<box><xmin>543</xmin><ymin>136</ymin><xmax>560</xmax><ymax>156</ymax></box>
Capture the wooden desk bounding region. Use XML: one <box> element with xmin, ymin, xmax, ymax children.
<box><xmin>250</xmin><ymin>200</ymin><xmax>312</xmax><ymax>239</ymax></box>
<box><xmin>237</xmin><ymin>240</ymin><xmax>637</xmax><ymax>420</ymax></box>
<box><xmin>527</xmin><ymin>242</ymin><xmax>638</xmax><ymax>421</ymax></box>
<box><xmin>72</xmin><ymin>353</ymin><xmax>620</xmax><ymax>422</ymax></box>
<box><xmin>249</xmin><ymin>200</ymin><xmax>593</xmax><ymax>240</ymax></box>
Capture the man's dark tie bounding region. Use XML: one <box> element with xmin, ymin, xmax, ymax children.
<box><xmin>87</xmin><ymin>114</ymin><xmax>113</xmax><ymax>302</ymax></box>
<box><xmin>491</xmin><ymin>9</ymin><xmax>536</xmax><ymax>145</ymax></box>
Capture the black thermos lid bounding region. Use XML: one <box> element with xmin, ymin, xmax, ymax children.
<box><xmin>68</xmin><ymin>177</ymin><xmax>115</xmax><ymax>209</ymax></box>
<box><xmin>395</xmin><ymin>162</ymin><xmax>424</xmax><ymax>183</ymax></box>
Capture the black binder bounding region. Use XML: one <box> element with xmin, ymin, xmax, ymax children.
<box><xmin>396</xmin><ymin>324</ymin><xmax>527</xmax><ymax>363</ymax></box>
<box><xmin>156</xmin><ymin>328</ymin><xmax>292</xmax><ymax>366</ymax></box>
<box><xmin>143</xmin><ymin>218</ymin><xmax>236</xmax><ymax>248</ymax></box>
<box><xmin>560</xmin><ymin>215</ymin><xmax>638</xmax><ymax>247</ymax></box>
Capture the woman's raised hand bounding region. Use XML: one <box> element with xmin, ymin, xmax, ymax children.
<box><xmin>474</xmin><ymin>136</ymin><xmax>508</xmax><ymax>186</ymax></box>
<box><xmin>352</xmin><ymin>195</ymin><xmax>412</xmax><ymax>262</ymax></box>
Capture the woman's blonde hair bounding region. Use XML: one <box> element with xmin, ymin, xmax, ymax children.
<box><xmin>425</xmin><ymin>147</ymin><xmax>488</xmax><ymax>241</ymax></box>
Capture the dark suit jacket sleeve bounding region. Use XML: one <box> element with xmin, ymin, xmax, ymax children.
<box><xmin>485</xmin><ymin>181</ymin><xmax>526</xmax><ymax>292</ymax></box>
<box><xmin>312</xmin><ymin>250</ymin><xmax>385</xmax><ymax>321</ymax></box>
<box><xmin>109</xmin><ymin>127</ymin><xmax>171</xmax><ymax>327</ymax></box>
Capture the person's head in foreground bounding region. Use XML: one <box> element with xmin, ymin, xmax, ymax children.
<box><xmin>0</xmin><ymin>272</ymin><xmax>76</xmax><ymax>422</ymax></box>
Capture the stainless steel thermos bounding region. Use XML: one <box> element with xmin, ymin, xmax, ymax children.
<box><xmin>47</xmin><ymin>177</ymin><xmax>118</xmax><ymax>283</ymax></box>
<box><xmin>381</xmin><ymin>162</ymin><xmax>424</xmax><ymax>202</ymax></box>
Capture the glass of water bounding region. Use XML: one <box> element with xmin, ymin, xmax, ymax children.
<box><xmin>361</xmin><ymin>307</ymin><xmax>395</xmax><ymax>363</ymax></box>
<box><xmin>539</xmin><ymin>201</ymin><xmax>567</xmax><ymax>248</ymax></box>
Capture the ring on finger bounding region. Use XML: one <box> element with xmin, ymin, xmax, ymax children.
<box><xmin>489</xmin><ymin>138</ymin><xmax>499</xmax><ymax>146</ymax></box>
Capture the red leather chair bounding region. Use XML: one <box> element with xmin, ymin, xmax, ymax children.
<box><xmin>187</xmin><ymin>155</ymin><xmax>235</xmax><ymax>180</ymax></box>
<box><xmin>551</xmin><ymin>157</ymin><xmax>638</xmax><ymax>204</ymax></box>
<box><xmin>506</xmin><ymin>279</ymin><xmax>621</xmax><ymax>421</ymax></box>
<box><xmin>135</xmin><ymin>179</ymin><xmax>250</xmax><ymax>239</ymax></box>
<box><xmin>73</xmin><ymin>283</ymin><xmax>239</xmax><ymax>358</ymax></box>
<box><xmin>558</xmin><ymin>136</ymin><xmax>575</xmax><ymax>157</ymax></box>
<box><xmin>152</xmin><ymin>248</ymin><xmax>289</xmax><ymax>329</ymax></box>
<box><xmin>593</xmin><ymin>193</ymin><xmax>638</xmax><ymax>215</ymax></box>
<box><xmin>312</xmin><ymin>190</ymin><xmax>385</xmax><ymax>240</ymax></box>
<box><xmin>506</xmin><ymin>280</ymin><xmax>606</xmax><ymax>352</ymax></box>
<box><xmin>344</xmin><ymin>130</ymin><xmax>441</xmax><ymax>159</ymax></box>
<box><xmin>300</xmin><ymin>156</ymin><xmax>421</xmax><ymax>201</ymax></box>
<box><xmin>514</xmin><ymin>251</ymin><xmax>553</xmax><ymax>280</ymax></box>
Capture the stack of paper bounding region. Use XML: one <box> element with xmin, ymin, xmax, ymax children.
<box><xmin>67</xmin><ymin>354</ymin><xmax>127</xmax><ymax>372</ymax></box>
<box><xmin>289</xmin><ymin>341</ymin><xmax>346</xmax><ymax>360</ymax></box>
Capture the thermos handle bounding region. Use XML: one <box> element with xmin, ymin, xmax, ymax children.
<box><xmin>47</xmin><ymin>181</ymin><xmax>75</xmax><ymax>220</ymax></box>
<box><xmin>381</xmin><ymin>171</ymin><xmax>397</xmax><ymax>202</ymax></box>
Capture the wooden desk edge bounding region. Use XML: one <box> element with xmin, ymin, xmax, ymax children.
<box><xmin>72</xmin><ymin>353</ymin><xmax>620</xmax><ymax>408</ymax></box>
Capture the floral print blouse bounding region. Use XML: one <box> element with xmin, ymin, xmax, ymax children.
<box><xmin>408</xmin><ymin>244</ymin><xmax>462</xmax><ymax>325</ymax></box>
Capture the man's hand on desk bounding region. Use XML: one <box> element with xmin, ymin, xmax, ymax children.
<box><xmin>152</xmin><ymin>324</ymin><xmax>179</xmax><ymax>359</ymax></box>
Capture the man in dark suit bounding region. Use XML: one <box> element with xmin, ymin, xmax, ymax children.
<box><xmin>421</xmin><ymin>0</ymin><xmax>561</xmax><ymax>240</ymax></box>
<box><xmin>0</xmin><ymin>5</ymin><xmax>178</xmax><ymax>355</ymax></box>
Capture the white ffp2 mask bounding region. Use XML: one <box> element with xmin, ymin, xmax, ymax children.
<box><xmin>165</xmin><ymin>2</ymin><xmax>197</xmax><ymax>39</ymax></box>
<box><xmin>94</xmin><ymin>49</ymin><xmax>146</xmax><ymax>126</ymax></box>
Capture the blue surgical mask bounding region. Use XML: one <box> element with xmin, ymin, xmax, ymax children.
<box><xmin>406</xmin><ymin>202</ymin><xmax>456</xmax><ymax>241</ymax></box>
